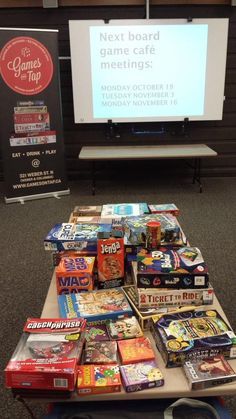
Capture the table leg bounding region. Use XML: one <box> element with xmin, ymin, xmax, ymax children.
<box><xmin>193</xmin><ymin>158</ymin><xmax>202</xmax><ymax>193</ymax></box>
<box><xmin>92</xmin><ymin>161</ymin><xmax>96</xmax><ymax>195</ymax></box>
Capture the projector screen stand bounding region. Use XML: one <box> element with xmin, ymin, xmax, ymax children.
<box><xmin>106</xmin><ymin>120</ymin><xmax>121</xmax><ymax>140</ymax></box>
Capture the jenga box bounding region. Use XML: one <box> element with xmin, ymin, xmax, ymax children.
<box><xmin>97</xmin><ymin>232</ymin><xmax>124</xmax><ymax>289</ymax></box>
<box><xmin>56</xmin><ymin>256</ymin><xmax>95</xmax><ymax>294</ymax></box>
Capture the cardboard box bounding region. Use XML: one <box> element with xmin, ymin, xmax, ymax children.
<box><xmin>55</xmin><ymin>256</ymin><xmax>95</xmax><ymax>294</ymax></box>
<box><xmin>77</xmin><ymin>364</ymin><xmax>121</xmax><ymax>396</ymax></box>
<box><xmin>5</xmin><ymin>318</ymin><xmax>86</xmax><ymax>391</ymax></box>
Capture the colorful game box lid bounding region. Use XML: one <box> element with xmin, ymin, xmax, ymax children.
<box><xmin>136</xmin><ymin>247</ymin><xmax>209</xmax><ymax>289</ymax></box>
<box><xmin>148</xmin><ymin>204</ymin><xmax>180</xmax><ymax>216</ymax></box>
<box><xmin>58</xmin><ymin>288</ymin><xmax>133</xmax><ymax>321</ymax></box>
<box><xmin>183</xmin><ymin>355</ymin><xmax>236</xmax><ymax>390</ymax></box>
<box><xmin>118</xmin><ymin>336</ymin><xmax>156</xmax><ymax>364</ymax></box>
<box><xmin>137</xmin><ymin>246</ymin><xmax>208</xmax><ymax>276</ymax></box>
<box><xmin>123</xmin><ymin>213</ymin><xmax>185</xmax><ymax>246</ymax></box>
<box><xmin>120</xmin><ymin>360</ymin><xmax>164</xmax><ymax>392</ymax></box>
<box><xmin>84</xmin><ymin>341</ymin><xmax>118</xmax><ymax>364</ymax></box>
<box><xmin>44</xmin><ymin>223</ymin><xmax>111</xmax><ymax>252</ymax></box>
<box><xmin>77</xmin><ymin>364</ymin><xmax>121</xmax><ymax>396</ymax></box>
<box><xmin>151</xmin><ymin>309</ymin><xmax>236</xmax><ymax>367</ymax></box>
<box><xmin>107</xmin><ymin>316</ymin><xmax>143</xmax><ymax>340</ymax></box>
<box><xmin>85</xmin><ymin>321</ymin><xmax>110</xmax><ymax>342</ymax></box>
<box><xmin>101</xmin><ymin>203</ymin><xmax>149</xmax><ymax>219</ymax></box>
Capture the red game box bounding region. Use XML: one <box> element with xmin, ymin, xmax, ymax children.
<box><xmin>5</xmin><ymin>318</ymin><xmax>86</xmax><ymax>391</ymax></box>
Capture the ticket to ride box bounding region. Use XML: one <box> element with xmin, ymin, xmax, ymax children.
<box><xmin>56</xmin><ymin>256</ymin><xmax>95</xmax><ymax>294</ymax></box>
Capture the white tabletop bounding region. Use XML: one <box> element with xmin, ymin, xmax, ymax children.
<box><xmin>79</xmin><ymin>144</ymin><xmax>217</xmax><ymax>160</ymax></box>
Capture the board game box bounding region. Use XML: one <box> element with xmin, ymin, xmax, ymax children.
<box><xmin>73</xmin><ymin>206</ymin><xmax>102</xmax><ymax>216</ymax></box>
<box><xmin>55</xmin><ymin>256</ymin><xmax>95</xmax><ymax>294</ymax></box>
<box><xmin>123</xmin><ymin>214</ymin><xmax>186</xmax><ymax>247</ymax></box>
<box><xmin>83</xmin><ymin>341</ymin><xmax>118</xmax><ymax>364</ymax></box>
<box><xmin>77</xmin><ymin>364</ymin><xmax>121</xmax><ymax>396</ymax></box>
<box><xmin>58</xmin><ymin>288</ymin><xmax>133</xmax><ymax>321</ymax></box>
<box><xmin>183</xmin><ymin>355</ymin><xmax>236</xmax><ymax>390</ymax></box>
<box><xmin>101</xmin><ymin>203</ymin><xmax>149</xmax><ymax>219</ymax></box>
<box><xmin>5</xmin><ymin>318</ymin><xmax>86</xmax><ymax>391</ymax></box>
<box><xmin>132</xmin><ymin>263</ymin><xmax>213</xmax><ymax>308</ymax></box>
<box><xmin>97</xmin><ymin>232</ymin><xmax>125</xmax><ymax>289</ymax></box>
<box><xmin>122</xmin><ymin>285</ymin><xmax>197</xmax><ymax>331</ymax></box>
<box><xmin>44</xmin><ymin>223</ymin><xmax>111</xmax><ymax>252</ymax></box>
<box><xmin>136</xmin><ymin>247</ymin><xmax>209</xmax><ymax>289</ymax></box>
<box><xmin>151</xmin><ymin>309</ymin><xmax>236</xmax><ymax>367</ymax></box>
<box><xmin>85</xmin><ymin>321</ymin><xmax>110</xmax><ymax>342</ymax></box>
<box><xmin>118</xmin><ymin>336</ymin><xmax>156</xmax><ymax>364</ymax></box>
<box><xmin>120</xmin><ymin>360</ymin><xmax>164</xmax><ymax>392</ymax></box>
<box><xmin>148</xmin><ymin>204</ymin><xmax>180</xmax><ymax>216</ymax></box>
<box><xmin>107</xmin><ymin>316</ymin><xmax>143</xmax><ymax>340</ymax></box>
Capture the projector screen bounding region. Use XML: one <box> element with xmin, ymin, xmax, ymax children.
<box><xmin>69</xmin><ymin>18</ymin><xmax>229</xmax><ymax>123</ymax></box>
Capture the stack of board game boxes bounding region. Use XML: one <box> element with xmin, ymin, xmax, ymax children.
<box><xmin>9</xmin><ymin>100</ymin><xmax>56</xmax><ymax>147</ymax></box>
<box><xmin>5</xmin><ymin>203</ymin><xmax>236</xmax><ymax>397</ymax></box>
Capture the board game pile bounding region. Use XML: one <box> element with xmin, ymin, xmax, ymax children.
<box><xmin>5</xmin><ymin>203</ymin><xmax>236</xmax><ymax>397</ymax></box>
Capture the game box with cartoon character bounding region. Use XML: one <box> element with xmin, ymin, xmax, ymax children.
<box><xmin>120</xmin><ymin>360</ymin><xmax>164</xmax><ymax>392</ymax></box>
<box><xmin>58</xmin><ymin>288</ymin><xmax>133</xmax><ymax>321</ymax></box>
<box><xmin>151</xmin><ymin>309</ymin><xmax>236</xmax><ymax>367</ymax></box>
<box><xmin>136</xmin><ymin>247</ymin><xmax>209</xmax><ymax>289</ymax></box>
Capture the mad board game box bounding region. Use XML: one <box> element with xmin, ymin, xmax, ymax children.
<box><xmin>55</xmin><ymin>256</ymin><xmax>95</xmax><ymax>294</ymax></box>
<box><xmin>44</xmin><ymin>223</ymin><xmax>111</xmax><ymax>253</ymax></box>
<box><xmin>58</xmin><ymin>288</ymin><xmax>133</xmax><ymax>321</ymax></box>
<box><xmin>136</xmin><ymin>247</ymin><xmax>209</xmax><ymax>289</ymax></box>
<box><xmin>5</xmin><ymin>318</ymin><xmax>86</xmax><ymax>391</ymax></box>
<box><xmin>151</xmin><ymin>309</ymin><xmax>236</xmax><ymax>367</ymax></box>
<box><xmin>183</xmin><ymin>355</ymin><xmax>236</xmax><ymax>390</ymax></box>
<box><xmin>120</xmin><ymin>360</ymin><xmax>164</xmax><ymax>392</ymax></box>
<box><xmin>77</xmin><ymin>364</ymin><xmax>121</xmax><ymax>396</ymax></box>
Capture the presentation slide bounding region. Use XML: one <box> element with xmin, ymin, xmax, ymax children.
<box><xmin>90</xmin><ymin>24</ymin><xmax>208</xmax><ymax>119</ymax></box>
<box><xmin>69</xmin><ymin>19</ymin><xmax>229</xmax><ymax>123</ymax></box>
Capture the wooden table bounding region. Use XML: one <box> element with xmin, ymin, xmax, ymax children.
<box><xmin>79</xmin><ymin>144</ymin><xmax>217</xmax><ymax>194</ymax></box>
<box><xmin>41</xmin><ymin>272</ymin><xmax>236</xmax><ymax>401</ymax></box>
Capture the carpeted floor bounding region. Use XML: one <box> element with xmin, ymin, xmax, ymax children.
<box><xmin>0</xmin><ymin>175</ymin><xmax>236</xmax><ymax>418</ymax></box>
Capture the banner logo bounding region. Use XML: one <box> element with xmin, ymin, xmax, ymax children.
<box><xmin>0</xmin><ymin>36</ymin><xmax>53</xmax><ymax>95</ymax></box>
